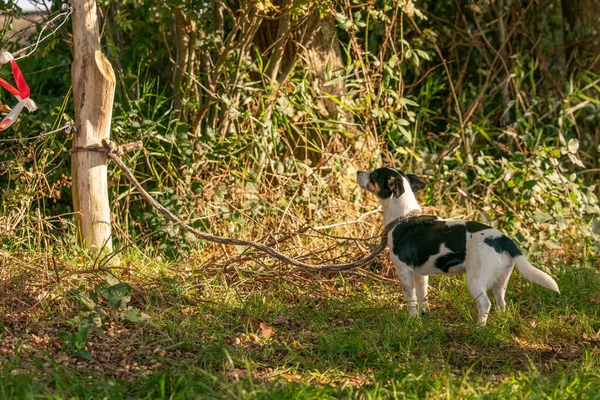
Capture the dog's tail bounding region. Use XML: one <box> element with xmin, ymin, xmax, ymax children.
<box><xmin>513</xmin><ymin>255</ymin><xmax>560</xmax><ymax>293</ymax></box>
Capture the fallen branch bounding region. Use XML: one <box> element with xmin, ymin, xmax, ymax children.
<box><xmin>102</xmin><ymin>139</ymin><xmax>420</xmax><ymax>272</ymax></box>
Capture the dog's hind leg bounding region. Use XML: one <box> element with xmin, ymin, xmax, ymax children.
<box><xmin>415</xmin><ymin>275</ymin><xmax>430</xmax><ymax>314</ymax></box>
<box><xmin>492</xmin><ymin>264</ymin><xmax>514</xmax><ymax>312</ymax></box>
<box><xmin>466</xmin><ymin>273</ymin><xmax>492</xmax><ymax>324</ymax></box>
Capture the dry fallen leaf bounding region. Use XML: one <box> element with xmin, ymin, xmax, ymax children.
<box><xmin>241</xmin><ymin>315</ymin><xmax>259</xmax><ymax>328</ymax></box>
<box><xmin>271</xmin><ymin>315</ymin><xmax>288</xmax><ymax>325</ymax></box>
<box><xmin>259</xmin><ymin>322</ymin><xmax>276</xmax><ymax>339</ymax></box>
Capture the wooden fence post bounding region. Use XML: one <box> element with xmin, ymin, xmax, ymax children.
<box><xmin>70</xmin><ymin>0</ymin><xmax>116</xmax><ymax>253</ymax></box>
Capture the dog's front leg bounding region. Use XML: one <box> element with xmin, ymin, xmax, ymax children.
<box><xmin>397</xmin><ymin>267</ymin><xmax>418</xmax><ymax>316</ymax></box>
<box><xmin>414</xmin><ymin>275</ymin><xmax>430</xmax><ymax>314</ymax></box>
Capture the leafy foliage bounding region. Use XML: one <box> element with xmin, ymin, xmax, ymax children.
<box><xmin>0</xmin><ymin>2</ymin><xmax>597</xmax><ymax>263</ymax></box>
<box><xmin>1</xmin><ymin>1</ymin><xmax>599</xmax><ymax>397</ymax></box>
<box><xmin>59</xmin><ymin>277</ymin><xmax>149</xmax><ymax>359</ymax></box>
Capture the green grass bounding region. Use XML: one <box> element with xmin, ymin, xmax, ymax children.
<box><xmin>0</xmin><ymin>251</ymin><xmax>599</xmax><ymax>399</ymax></box>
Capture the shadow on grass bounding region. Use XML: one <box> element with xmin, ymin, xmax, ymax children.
<box><xmin>0</xmin><ymin>265</ymin><xmax>599</xmax><ymax>399</ymax></box>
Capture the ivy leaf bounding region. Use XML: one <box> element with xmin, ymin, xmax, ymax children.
<box><xmin>106</xmin><ymin>275</ymin><xmax>121</xmax><ymax>286</ymax></box>
<box><xmin>567</xmin><ymin>138</ymin><xmax>579</xmax><ymax>154</ymax></box>
<box><xmin>532</xmin><ymin>211</ymin><xmax>552</xmax><ymax>223</ymax></box>
<box><xmin>545</xmin><ymin>240</ymin><xmax>562</xmax><ymax>250</ymax></box>
<box><xmin>550</xmin><ymin>148</ymin><xmax>561</xmax><ymax>158</ymax></box>
<box><xmin>121</xmin><ymin>308</ymin><xmax>151</xmax><ymax>324</ymax></box>
<box><xmin>335</xmin><ymin>13</ymin><xmax>353</xmax><ymax>31</ymax></box>
<box><xmin>455</xmin><ymin>151</ymin><xmax>463</xmax><ymax>164</ymax></box>
<box><xmin>73</xmin><ymin>329</ymin><xmax>89</xmax><ymax>348</ymax></box>
<box><xmin>585</xmin><ymin>204</ymin><xmax>600</xmax><ymax>214</ymax></box>
<box><xmin>398</xmin><ymin>125</ymin><xmax>411</xmax><ymax>141</ymax></box>
<box><xmin>72</xmin><ymin>350</ymin><xmax>92</xmax><ymax>360</ymax></box>
<box><xmin>411</xmin><ymin>53</ymin><xmax>420</xmax><ymax>67</ymax></box>
<box><xmin>592</xmin><ymin>219</ymin><xmax>600</xmax><ymax>234</ymax></box>
<box><xmin>570</xmin><ymin>191</ymin><xmax>579</xmax><ymax>205</ymax></box>
<box><xmin>99</xmin><ymin>283</ymin><xmax>132</xmax><ymax>310</ymax></box>
<box><xmin>568</xmin><ymin>153</ymin><xmax>585</xmax><ymax>168</ymax></box>
<box><xmin>558</xmin><ymin>132</ymin><xmax>567</xmax><ymax>146</ymax></box>
<box><xmin>522</xmin><ymin>180</ymin><xmax>537</xmax><ymax>190</ymax></box>
<box><xmin>398</xmin><ymin>98</ymin><xmax>419</xmax><ymax>107</ymax></box>
<box><xmin>100</xmin><ymin>283</ymin><xmax>132</xmax><ymax>300</ymax></box>
<box><xmin>58</xmin><ymin>327</ymin><xmax>90</xmax><ymax>359</ymax></box>
<box><xmin>415</xmin><ymin>49</ymin><xmax>431</xmax><ymax>61</ymax></box>
<box><xmin>57</xmin><ymin>331</ymin><xmax>72</xmax><ymax>347</ymax></box>
<box><xmin>276</xmin><ymin>97</ymin><xmax>295</xmax><ymax>117</ymax></box>
<box><xmin>556</xmin><ymin>215</ymin><xmax>568</xmax><ymax>230</ymax></box>
<box><xmin>68</xmin><ymin>289</ymin><xmax>95</xmax><ymax>311</ymax></box>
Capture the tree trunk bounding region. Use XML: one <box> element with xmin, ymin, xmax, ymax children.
<box><xmin>562</xmin><ymin>0</ymin><xmax>600</xmax><ymax>176</ymax></box>
<box><xmin>173</xmin><ymin>6</ymin><xmax>198</xmax><ymax>123</ymax></box>
<box><xmin>562</xmin><ymin>0</ymin><xmax>600</xmax><ymax>71</ymax></box>
<box><xmin>494</xmin><ymin>0</ymin><xmax>511</xmax><ymax>125</ymax></box>
<box><xmin>253</xmin><ymin>5</ymin><xmax>351</xmax><ymax>163</ymax></box>
<box><xmin>304</xmin><ymin>17</ymin><xmax>349</xmax><ymax>119</ymax></box>
<box><xmin>71</xmin><ymin>0</ymin><xmax>116</xmax><ymax>253</ymax></box>
<box><xmin>294</xmin><ymin>16</ymin><xmax>354</xmax><ymax>162</ymax></box>
<box><xmin>254</xmin><ymin>8</ymin><xmax>347</xmax><ymax>114</ymax></box>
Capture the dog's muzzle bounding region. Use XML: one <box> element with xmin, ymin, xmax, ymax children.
<box><xmin>357</xmin><ymin>170</ymin><xmax>371</xmax><ymax>190</ymax></box>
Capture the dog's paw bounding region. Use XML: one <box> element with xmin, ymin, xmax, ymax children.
<box><xmin>407</xmin><ymin>309</ymin><xmax>419</xmax><ymax>318</ymax></box>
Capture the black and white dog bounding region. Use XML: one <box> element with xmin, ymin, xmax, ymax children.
<box><xmin>357</xmin><ymin>167</ymin><xmax>559</xmax><ymax>324</ymax></box>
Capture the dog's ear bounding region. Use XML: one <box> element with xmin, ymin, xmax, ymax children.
<box><xmin>387</xmin><ymin>176</ymin><xmax>405</xmax><ymax>198</ymax></box>
<box><xmin>407</xmin><ymin>174</ymin><xmax>426</xmax><ymax>192</ymax></box>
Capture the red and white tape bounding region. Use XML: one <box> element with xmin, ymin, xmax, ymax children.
<box><xmin>0</xmin><ymin>52</ymin><xmax>37</xmax><ymax>131</ymax></box>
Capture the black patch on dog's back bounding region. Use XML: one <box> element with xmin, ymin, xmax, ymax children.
<box><xmin>465</xmin><ymin>221</ymin><xmax>491</xmax><ymax>233</ymax></box>
<box><xmin>392</xmin><ymin>216</ymin><xmax>468</xmax><ymax>272</ymax></box>
<box><xmin>484</xmin><ymin>235</ymin><xmax>522</xmax><ymax>258</ymax></box>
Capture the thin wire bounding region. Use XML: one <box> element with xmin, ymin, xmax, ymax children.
<box><xmin>0</xmin><ymin>6</ymin><xmax>62</xmax><ymax>48</ymax></box>
<box><xmin>12</xmin><ymin>5</ymin><xmax>73</xmax><ymax>61</ymax></box>
<box><xmin>0</xmin><ymin>122</ymin><xmax>73</xmax><ymax>143</ymax></box>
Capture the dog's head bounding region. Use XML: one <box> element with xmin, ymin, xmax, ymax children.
<box><xmin>357</xmin><ymin>167</ymin><xmax>426</xmax><ymax>200</ymax></box>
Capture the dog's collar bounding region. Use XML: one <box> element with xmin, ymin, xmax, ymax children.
<box><xmin>383</xmin><ymin>209</ymin><xmax>423</xmax><ymax>234</ymax></box>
